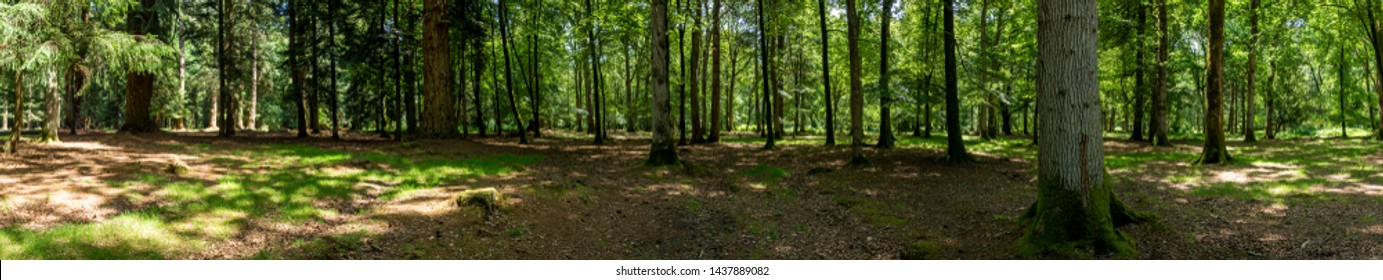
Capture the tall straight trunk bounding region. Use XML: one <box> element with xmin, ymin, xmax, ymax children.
<box><xmin>1152</xmin><ymin>0</ymin><xmax>1171</xmax><ymax>146</ymax></box>
<box><xmin>977</xmin><ymin>0</ymin><xmax>992</xmax><ymax>140</ymax></box>
<box><xmin>474</xmin><ymin>40</ymin><xmax>487</xmax><ymax>136</ymax></box>
<box><xmin>1244</xmin><ymin>0</ymin><xmax>1258</xmax><ymax>142</ymax></box>
<box><xmin>819</xmin><ymin>0</ymin><xmax>835</xmax><ymax>145</ymax></box>
<box><xmin>1021</xmin><ymin>0</ymin><xmax>1142</xmax><ymax>258</ymax></box>
<box><xmin>501</xmin><ymin>0</ymin><xmax>528</xmax><ymax>144</ymax></box>
<box><xmin>709</xmin><ymin>0</ymin><xmax>723</xmax><ymax>142</ymax></box>
<box><xmin>727</xmin><ymin>27</ymin><xmax>738</xmax><ymax>133</ymax></box>
<box><xmin>943</xmin><ymin>0</ymin><xmax>971</xmax><ymax>162</ymax></box>
<box><xmin>1131</xmin><ymin>2</ymin><xmax>1147</xmax><ymax>142</ymax></box>
<box><xmin>39</xmin><ymin>70</ymin><xmax>60</xmax><ymax>142</ymax></box>
<box><xmin>1197</xmin><ymin>0</ymin><xmax>1231</xmax><ymax>164</ymax></box>
<box><xmin>588</xmin><ymin>0</ymin><xmax>606</xmax><ymax>144</ymax></box>
<box><xmin>121</xmin><ymin>0</ymin><xmax>159</xmax><ymax>134</ymax></box>
<box><xmin>876</xmin><ymin>0</ymin><xmax>895</xmax><ymax>149</ymax></box>
<box><xmin>219</xmin><ymin>0</ymin><xmax>236</xmax><ymax>137</ymax></box>
<box><xmin>677</xmin><ymin>3</ymin><xmax>687</xmax><ymax>145</ymax></box>
<box><xmin>1375</xmin><ymin>9</ymin><xmax>1383</xmax><ymax>140</ymax></box>
<box><xmin>329</xmin><ymin>0</ymin><xmax>341</xmax><ymax>139</ymax></box>
<box><xmin>308</xmin><ymin>23</ymin><xmax>321</xmax><ymax>134</ymax></box>
<box><xmin>772</xmin><ymin>34</ymin><xmax>785</xmax><ymax>138</ymax></box>
<box><xmin>6</xmin><ymin>69</ymin><xmax>22</xmax><ymax>153</ymax></box>
<box><xmin>690</xmin><ymin>1</ymin><xmax>705</xmax><ymax>143</ymax></box>
<box><xmin>757</xmin><ymin>0</ymin><xmax>775</xmax><ymax>149</ymax></box>
<box><xmin>530</xmin><ymin>31</ymin><xmax>542</xmax><ymax>137</ymax></box>
<box><xmin>625</xmin><ymin>42</ymin><xmax>635</xmax><ymax>132</ymax></box>
<box><xmin>1266</xmin><ymin>61</ymin><xmax>1276</xmax><ymax>139</ymax></box>
<box><xmin>648</xmin><ymin>0</ymin><xmax>679</xmax><ymax>165</ymax></box>
<box><xmin>292</xmin><ymin>0</ymin><xmax>309</xmax><ymax>138</ymax></box>
<box><xmin>924</xmin><ymin>75</ymin><xmax>933</xmax><ymax>138</ymax></box>
<box><xmin>846</xmin><ymin>0</ymin><xmax>864</xmax><ymax>163</ymax></box>
<box><xmin>249</xmin><ymin>37</ymin><xmax>260</xmax><ymax>131</ymax></box>
<box><xmin>421</xmin><ymin>0</ymin><xmax>458</xmax><ymax>138</ymax></box>
<box><xmin>1340</xmin><ymin>45</ymin><xmax>1349</xmax><ymax>139</ymax></box>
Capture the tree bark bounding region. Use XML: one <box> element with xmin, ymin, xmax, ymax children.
<box><xmin>218</xmin><ymin>0</ymin><xmax>237</xmax><ymax>137</ymax></box>
<box><xmin>1020</xmin><ymin>0</ymin><xmax>1142</xmax><ymax>258</ymax></box>
<box><xmin>756</xmin><ymin>0</ymin><xmax>775</xmax><ymax>149</ymax></box>
<box><xmin>421</xmin><ymin>0</ymin><xmax>459</xmax><ymax>138</ymax></box>
<box><xmin>500</xmin><ymin>0</ymin><xmax>528</xmax><ymax>143</ymax></box>
<box><xmin>876</xmin><ymin>0</ymin><xmax>895</xmax><ymax>149</ymax></box>
<box><xmin>690</xmin><ymin>0</ymin><xmax>705</xmax><ymax>143</ymax></box>
<box><xmin>1131</xmin><ymin>1</ymin><xmax>1147</xmax><ymax>142</ymax></box>
<box><xmin>6</xmin><ymin>69</ymin><xmax>22</xmax><ymax>153</ymax></box>
<box><xmin>1152</xmin><ymin>0</ymin><xmax>1171</xmax><ymax>146</ymax></box>
<box><xmin>846</xmin><ymin>0</ymin><xmax>866</xmax><ymax>164</ymax></box>
<box><xmin>121</xmin><ymin>0</ymin><xmax>159</xmax><ymax>134</ymax></box>
<box><xmin>648</xmin><ymin>0</ymin><xmax>679</xmax><ymax>165</ymax></box>
<box><xmin>709</xmin><ymin>0</ymin><xmax>723</xmax><ymax>143</ymax></box>
<box><xmin>1197</xmin><ymin>0</ymin><xmax>1231</xmax><ymax>164</ymax></box>
<box><xmin>944</xmin><ymin>0</ymin><xmax>972</xmax><ymax>163</ymax></box>
<box><xmin>819</xmin><ymin>0</ymin><xmax>835</xmax><ymax>146</ymax></box>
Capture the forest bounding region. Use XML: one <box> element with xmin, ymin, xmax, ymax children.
<box><xmin>0</xmin><ymin>0</ymin><xmax>1380</xmax><ymax>259</ymax></box>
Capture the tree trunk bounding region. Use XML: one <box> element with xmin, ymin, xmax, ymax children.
<box><xmin>819</xmin><ymin>0</ymin><xmax>835</xmax><ymax>146</ymax></box>
<box><xmin>292</xmin><ymin>0</ymin><xmax>308</xmax><ymax>138</ymax></box>
<box><xmin>876</xmin><ymin>0</ymin><xmax>895</xmax><ymax>149</ymax></box>
<box><xmin>1152</xmin><ymin>0</ymin><xmax>1171</xmax><ymax>146</ymax></box>
<box><xmin>943</xmin><ymin>0</ymin><xmax>972</xmax><ymax>163</ymax></box>
<box><xmin>757</xmin><ymin>0</ymin><xmax>775</xmax><ymax>149</ymax></box>
<box><xmin>678</xmin><ymin>5</ymin><xmax>687</xmax><ymax>145</ymax></box>
<box><xmin>218</xmin><ymin>0</ymin><xmax>236</xmax><ymax>137</ymax></box>
<box><xmin>846</xmin><ymin>0</ymin><xmax>866</xmax><ymax>164</ymax></box>
<box><xmin>1131</xmin><ymin>2</ymin><xmax>1147</xmax><ymax>142</ymax></box>
<box><xmin>709</xmin><ymin>0</ymin><xmax>723</xmax><ymax>143</ymax></box>
<box><xmin>329</xmin><ymin>0</ymin><xmax>341</xmax><ymax>139</ymax></box>
<box><xmin>1019</xmin><ymin>0</ymin><xmax>1143</xmax><ymax>258</ymax></box>
<box><xmin>648</xmin><ymin>0</ymin><xmax>679</xmax><ymax>165</ymax></box>
<box><xmin>474</xmin><ymin>40</ymin><xmax>487</xmax><ymax>136</ymax></box>
<box><xmin>501</xmin><ymin>0</ymin><xmax>528</xmax><ymax>144</ymax></box>
<box><xmin>6</xmin><ymin>69</ymin><xmax>22</xmax><ymax>153</ymax></box>
<box><xmin>421</xmin><ymin>0</ymin><xmax>458</xmax><ymax>138</ymax></box>
<box><xmin>39</xmin><ymin>70</ymin><xmax>60</xmax><ymax>142</ymax></box>
<box><xmin>690</xmin><ymin>2</ymin><xmax>705</xmax><ymax>143</ymax></box>
<box><xmin>1197</xmin><ymin>0</ymin><xmax>1231</xmax><ymax>164</ymax></box>
<box><xmin>121</xmin><ymin>0</ymin><xmax>159</xmax><ymax>134</ymax></box>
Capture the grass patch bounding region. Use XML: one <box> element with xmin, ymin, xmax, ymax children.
<box><xmin>0</xmin><ymin>212</ymin><xmax>197</xmax><ymax>259</ymax></box>
<box><xmin>833</xmin><ymin>195</ymin><xmax>908</xmax><ymax>227</ymax></box>
<box><xmin>737</xmin><ymin>165</ymin><xmax>789</xmax><ymax>186</ymax></box>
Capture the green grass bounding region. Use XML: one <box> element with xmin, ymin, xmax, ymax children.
<box><xmin>1</xmin><ymin>142</ymin><xmax>539</xmax><ymax>259</ymax></box>
<box><xmin>737</xmin><ymin>165</ymin><xmax>789</xmax><ymax>185</ymax></box>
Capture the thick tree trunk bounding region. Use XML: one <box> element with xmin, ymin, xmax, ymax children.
<box><xmin>1152</xmin><ymin>0</ymin><xmax>1171</xmax><ymax>146</ymax></box>
<box><xmin>1197</xmin><ymin>0</ymin><xmax>1231</xmax><ymax>164</ymax></box>
<box><xmin>943</xmin><ymin>0</ymin><xmax>972</xmax><ymax>163</ymax></box>
<box><xmin>291</xmin><ymin>0</ymin><xmax>308</xmax><ymax>138</ymax></box>
<box><xmin>121</xmin><ymin>0</ymin><xmax>159</xmax><ymax>134</ymax></box>
<box><xmin>876</xmin><ymin>0</ymin><xmax>895</xmax><ymax>149</ymax></box>
<box><xmin>1020</xmin><ymin>0</ymin><xmax>1143</xmax><ymax>258</ymax></box>
<box><xmin>648</xmin><ymin>0</ymin><xmax>679</xmax><ymax>165</ymax></box>
<box><xmin>421</xmin><ymin>0</ymin><xmax>458</xmax><ymax>138</ymax></box>
<box><xmin>1244</xmin><ymin>0</ymin><xmax>1259</xmax><ymax>142</ymax></box>
<box><xmin>846</xmin><ymin>0</ymin><xmax>866</xmax><ymax>164</ymax></box>
<box><xmin>709</xmin><ymin>0</ymin><xmax>723</xmax><ymax>143</ymax></box>
<box><xmin>39</xmin><ymin>71</ymin><xmax>60</xmax><ymax>142</ymax></box>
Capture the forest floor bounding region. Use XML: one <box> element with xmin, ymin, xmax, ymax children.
<box><xmin>1</xmin><ymin>130</ymin><xmax>1380</xmax><ymax>259</ymax></box>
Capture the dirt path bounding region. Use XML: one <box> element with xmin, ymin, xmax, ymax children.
<box><xmin>1</xmin><ymin>131</ymin><xmax>1379</xmax><ymax>259</ymax></box>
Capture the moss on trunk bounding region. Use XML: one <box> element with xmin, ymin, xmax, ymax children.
<box><xmin>1017</xmin><ymin>174</ymin><xmax>1149</xmax><ymax>259</ymax></box>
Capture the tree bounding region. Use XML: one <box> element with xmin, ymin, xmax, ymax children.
<box><xmin>1244</xmin><ymin>0</ymin><xmax>1259</xmax><ymax>143</ymax></box>
<box><xmin>1151</xmin><ymin>0</ymin><xmax>1171</xmax><ymax>146</ymax></box>
<box><xmin>757</xmin><ymin>0</ymin><xmax>775</xmax><ymax>149</ymax></box>
<box><xmin>421</xmin><ymin>0</ymin><xmax>458</xmax><ymax>138</ymax></box>
<box><xmin>708</xmin><ymin>0</ymin><xmax>722</xmax><ymax>143</ymax></box>
<box><xmin>943</xmin><ymin>0</ymin><xmax>973</xmax><ymax>163</ymax></box>
<box><xmin>876</xmin><ymin>0</ymin><xmax>895</xmax><ymax>149</ymax></box>
<box><xmin>1197</xmin><ymin>0</ymin><xmax>1231</xmax><ymax>164</ymax></box>
<box><xmin>119</xmin><ymin>0</ymin><xmax>160</xmax><ymax>134</ymax></box>
<box><xmin>501</xmin><ymin>0</ymin><xmax>528</xmax><ymax>144</ymax></box>
<box><xmin>819</xmin><ymin>0</ymin><xmax>835</xmax><ymax>146</ymax></box>
<box><xmin>846</xmin><ymin>0</ymin><xmax>866</xmax><ymax>165</ymax></box>
<box><xmin>648</xmin><ymin>0</ymin><xmax>679</xmax><ymax>166</ymax></box>
<box><xmin>1019</xmin><ymin>0</ymin><xmax>1145</xmax><ymax>258</ymax></box>
<box><xmin>219</xmin><ymin>0</ymin><xmax>238</xmax><ymax>137</ymax></box>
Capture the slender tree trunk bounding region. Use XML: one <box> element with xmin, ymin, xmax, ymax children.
<box><xmin>292</xmin><ymin>0</ymin><xmax>309</xmax><ymax>138</ymax></box>
<box><xmin>39</xmin><ymin>70</ymin><xmax>60</xmax><ymax>142</ymax></box>
<box><xmin>944</xmin><ymin>0</ymin><xmax>971</xmax><ymax>163</ymax></box>
<box><xmin>329</xmin><ymin>0</ymin><xmax>341</xmax><ymax>139</ymax></box>
<box><xmin>6</xmin><ymin>69</ymin><xmax>22</xmax><ymax>153</ymax></box>
<box><xmin>1197</xmin><ymin>0</ymin><xmax>1231</xmax><ymax>164</ymax></box>
<box><xmin>678</xmin><ymin>3</ymin><xmax>687</xmax><ymax>145</ymax></box>
<box><xmin>727</xmin><ymin>33</ymin><xmax>737</xmax><ymax>133</ymax></box>
<box><xmin>1131</xmin><ymin>2</ymin><xmax>1147</xmax><ymax>142</ymax></box>
<box><xmin>218</xmin><ymin>0</ymin><xmax>236</xmax><ymax>137</ymax></box>
<box><xmin>474</xmin><ymin>40</ymin><xmax>487</xmax><ymax>136</ymax></box>
<box><xmin>648</xmin><ymin>0</ymin><xmax>679</xmax><ymax>165</ymax></box>
<box><xmin>876</xmin><ymin>0</ymin><xmax>895</xmax><ymax>149</ymax></box>
<box><xmin>1340</xmin><ymin>45</ymin><xmax>1349</xmax><ymax>139</ymax></box>
<box><xmin>819</xmin><ymin>0</ymin><xmax>835</xmax><ymax>146</ymax></box>
<box><xmin>757</xmin><ymin>0</ymin><xmax>775</xmax><ymax>149</ymax></box>
<box><xmin>709</xmin><ymin>0</ymin><xmax>723</xmax><ymax>143</ymax></box>
<box><xmin>690</xmin><ymin>1</ymin><xmax>704</xmax><ymax>143</ymax></box>
<box><xmin>499</xmin><ymin>0</ymin><xmax>528</xmax><ymax>144</ymax></box>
